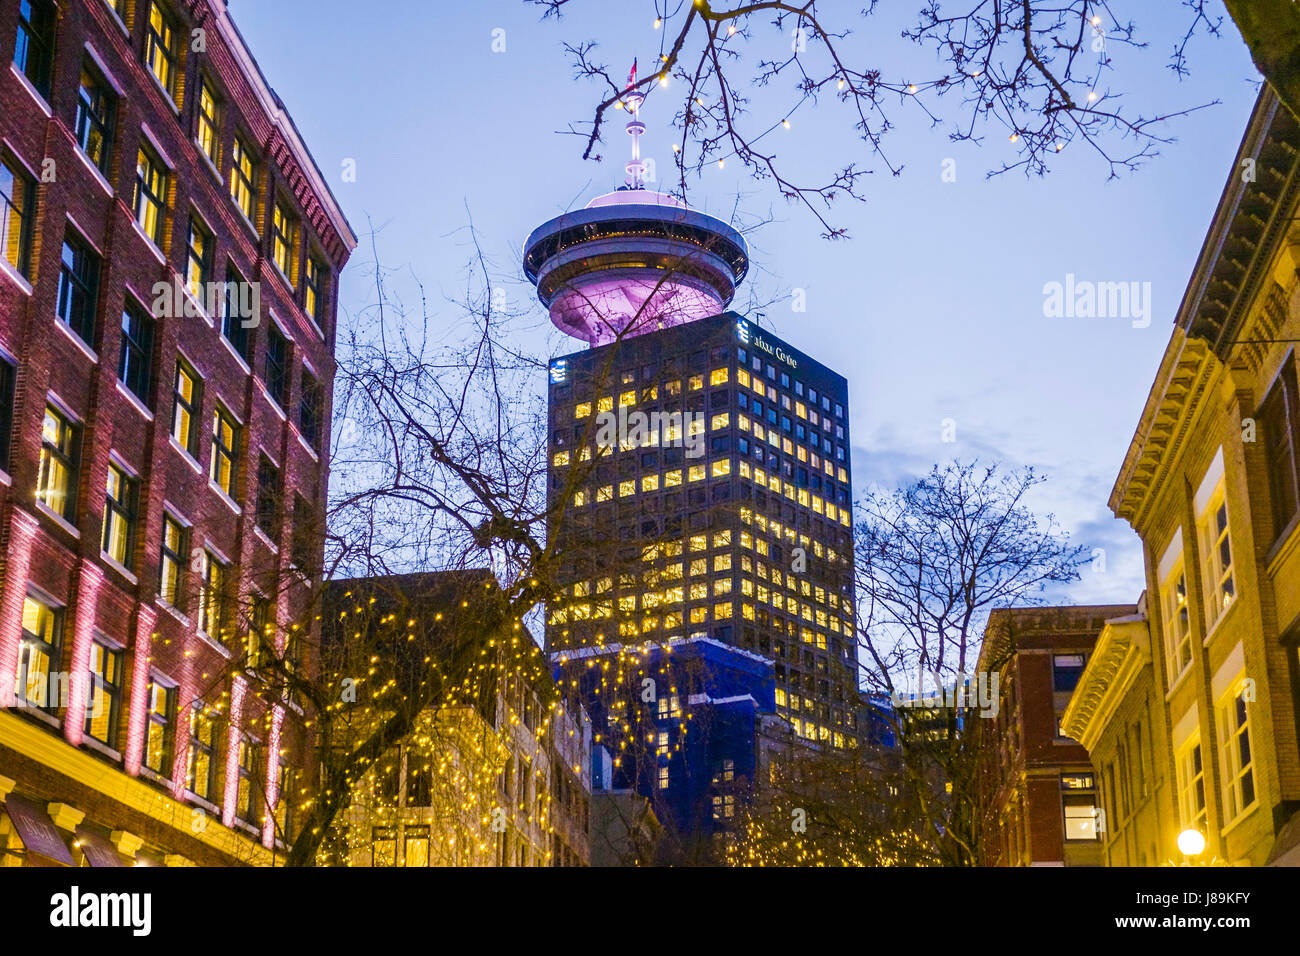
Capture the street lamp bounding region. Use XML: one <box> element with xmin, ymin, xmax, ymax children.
<box><xmin>1177</xmin><ymin>828</ymin><xmax>1206</xmax><ymax>861</ymax></box>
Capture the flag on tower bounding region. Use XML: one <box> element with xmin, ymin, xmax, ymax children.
<box><xmin>626</xmin><ymin>58</ymin><xmax>638</xmax><ymax>91</ymax></box>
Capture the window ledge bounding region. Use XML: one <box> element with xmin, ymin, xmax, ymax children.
<box><xmin>115</xmin><ymin>378</ymin><xmax>154</xmax><ymax>421</ymax></box>
<box><xmin>185</xmin><ymin>793</ymin><xmax>221</xmax><ymax>817</ymax></box>
<box><xmin>1266</xmin><ymin>515</ymin><xmax>1300</xmax><ymax>575</ymax></box>
<box><xmin>1202</xmin><ymin>597</ymin><xmax>1241</xmax><ymax>648</ymax></box>
<box><xmin>138</xmin><ymin>765</ymin><xmax>173</xmax><ymax>789</ymax></box>
<box><xmin>256</xmin><ymin>378</ymin><xmax>288</xmax><ymax>420</ymax></box>
<box><xmin>14</xmin><ymin>704</ymin><xmax>62</xmax><ymax>730</ymax></box>
<box><xmin>72</xmin><ymin>146</ymin><xmax>115</xmax><ymax>197</ymax></box>
<box><xmin>293</xmin><ymin>425</ymin><xmax>321</xmax><ymax>462</ymax></box>
<box><xmin>1164</xmin><ymin>662</ymin><xmax>1194</xmax><ymax>702</ymax></box>
<box><xmin>81</xmin><ymin>736</ymin><xmax>123</xmax><ymax>764</ymax></box>
<box><xmin>99</xmin><ymin>551</ymin><xmax>139</xmax><ymax>586</ymax></box>
<box><xmin>181</xmin><ymin>282</ymin><xmax>215</xmax><ymax>328</ymax></box>
<box><xmin>195</xmin><ymin>629</ymin><xmax>234</xmax><ymax>660</ymax></box>
<box><xmin>130</xmin><ymin>219</ymin><xmax>167</xmax><ymax>265</ymax></box>
<box><xmin>196</xmin><ymin>145</ymin><xmax>224</xmax><ymax>187</ymax></box>
<box><xmin>253</xmin><ymin>524</ymin><xmax>279</xmax><ymax>553</ymax></box>
<box><xmin>168</xmin><ymin>434</ymin><xmax>204</xmax><ymax>476</ymax></box>
<box><xmin>9</xmin><ymin>62</ymin><xmax>52</xmax><ymax>117</ymax></box>
<box><xmin>0</xmin><ymin>256</ymin><xmax>33</xmax><ymax>296</ymax></box>
<box><xmin>146</xmin><ymin>70</ymin><xmax>181</xmax><ymax>116</ymax></box>
<box><xmin>54</xmin><ymin>319</ymin><xmax>100</xmax><ymax>363</ymax></box>
<box><xmin>218</xmin><ymin>332</ymin><xmax>252</xmax><ymax>374</ymax></box>
<box><xmin>235</xmin><ymin>208</ymin><xmax>260</xmax><ymax>242</ymax></box>
<box><xmin>209</xmin><ymin>480</ymin><xmax>242</xmax><ymax>516</ymax></box>
<box><xmin>35</xmin><ymin>500</ymin><xmax>81</xmax><ymax>540</ymax></box>
<box><xmin>1219</xmin><ymin>800</ymin><xmax>1260</xmax><ymax>839</ymax></box>
<box><xmin>156</xmin><ymin>598</ymin><xmax>190</xmax><ymax>627</ymax></box>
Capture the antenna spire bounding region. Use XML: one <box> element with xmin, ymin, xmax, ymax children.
<box><xmin>622</xmin><ymin>58</ymin><xmax>646</xmax><ymax>189</ymax></box>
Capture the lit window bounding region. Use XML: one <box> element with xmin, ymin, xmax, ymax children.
<box><xmin>1161</xmin><ymin>561</ymin><xmax>1193</xmax><ymax>679</ymax></box>
<box><xmin>38</xmin><ymin>406</ymin><xmax>80</xmax><ymax>521</ymax></box>
<box><xmin>689</xmin><ymin>374</ymin><xmax>703</xmax><ymax>391</ymax></box>
<box><xmin>619</xmin><ymin>390</ymin><xmax>635</xmax><ymax>407</ymax></box>
<box><xmin>710</xmin><ymin>367</ymin><xmax>728</xmax><ymax>385</ymax></box>
<box><xmin>1218</xmin><ymin>682</ymin><xmax>1255</xmax><ymax>821</ymax></box>
<box><xmin>619</xmin><ymin>480</ymin><xmax>635</xmax><ymax>497</ymax></box>
<box><xmin>552</xmin><ymin>451</ymin><xmax>570</xmax><ymax>467</ymax></box>
<box><xmin>597</xmin><ymin>485</ymin><xmax>613</xmax><ymax>501</ymax></box>
<box><xmin>185</xmin><ymin>216</ymin><xmax>212</xmax><ymax>302</ymax></box>
<box><xmin>1176</xmin><ymin>737</ymin><xmax>1207</xmax><ymax>832</ymax></box>
<box><xmin>230</xmin><ymin>136</ymin><xmax>258</xmax><ymax>222</ymax></box>
<box><xmin>642</xmin><ymin>475</ymin><xmax>659</xmax><ymax>492</ymax></box>
<box><xmin>197</xmin><ymin>550</ymin><xmax>226</xmax><ymax>640</ymax></box>
<box><xmin>16</xmin><ymin>595</ymin><xmax>62</xmax><ymax>712</ymax></box>
<box><xmin>158</xmin><ymin>514</ymin><xmax>187</xmax><ymax>606</ymax></box>
<box><xmin>145</xmin><ymin>2</ymin><xmax>179</xmax><ymax>99</ymax></box>
<box><xmin>133</xmin><ymin>147</ymin><xmax>167</xmax><ymax>245</ymax></box>
<box><xmin>711</xmin><ymin>412</ymin><xmax>729</xmax><ymax>430</ymax></box>
<box><xmin>575</xmin><ymin>402</ymin><xmax>591</xmax><ymax>419</ymax></box>
<box><xmin>665</xmin><ymin>470</ymin><xmax>682</xmax><ymax>487</ymax></box>
<box><xmin>711</xmin><ymin>459</ymin><xmax>730</xmax><ymax>477</ymax></box>
<box><xmin>196</xmin><ymin>80</ymin><xmax>220</xmax><ymax>166</ymax></box>
<box><xmin>304</xmin><ymin>255</ymin><xmax>328</xmax><ymax>326</ymax></box>
<box><xmin>1199</xmin><ymin>489</ymin><xmax>1235</xmax><ymax>625</ymax></box>
<box><xmin>272</xmin><ymin>199</ymin><xmax>298</xmax><ymax>283</ymax></box>
<box><xmin>210</xmin><ymin>406</ymin><xmax>239</xmax><ymax>496</ymax></box>
<box><xmin>1</xmin><ymin>158</ymin><xmax>37</xmax><ymax>278</ymax></box>
<box><xmin>142</xmin><ymin>677</ymin><xmax>176</xmax><ymax>776</ymax></box>
<box><xmin>170</xmin><ymin>360</ymin><xmax>201</xmax><ymax>457</ymax></box>
<box><xmin>688</xmin><ymin>465</ymin><xmax>705</xmax><ymax>482</ymax></box>
<box><xmin>102</xmin><ymin>462</ymin><xmax>138</xmax><ymax>567</ymax></box>
<box><xmin>85</xmin><ymin>639</ymin><xmax>123</xmax><ymax>747</ymax></box>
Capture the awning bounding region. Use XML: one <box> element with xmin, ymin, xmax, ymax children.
<box><xmin>2</xmin><ymin>795</ymin><xmax>74</xmax><ymax>866</ymax></box>
<box><xmin>73</xmin><ymin>824</ymin><xmax>125</xmax><ymax>867</ymax></box>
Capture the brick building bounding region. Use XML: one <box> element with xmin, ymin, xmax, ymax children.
<box><xmin>1088</xmin><ymin>86</ymin><xmax>1300</xmax><ymax>867</ymax></box>
<box><xmin>971</xmin><ymin>605</ymin><xmax>1135</xmax><ymax>866</ymax></box>
<box><xmin>0</xmin><ymin>0</ymin><xmax>353</xmax><ymax>866</ymax></box>
<box><xmin>1060</xmin><ymin>596</ymin><xmax>1180</xmax><ymax>866</ymax></box>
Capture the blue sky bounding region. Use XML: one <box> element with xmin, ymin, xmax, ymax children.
<box><xmin>232</xmin><ymin>0</ymin><xmax>1260</xmax><ymax>605</ymax></box>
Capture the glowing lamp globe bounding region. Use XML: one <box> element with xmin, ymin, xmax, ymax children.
<box><xmin>1177</xmin><ymin>828</ymin><xmax>1206</xmax><ymax>857</ymax></box>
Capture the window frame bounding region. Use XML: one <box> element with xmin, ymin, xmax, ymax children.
<box><xmin>37</xmin><ymin>404</ymin><xmax>81</xmax><ymax>522</ymax></box>
<box><xmin>170</xmin><ymin>359</ymin><xmax>202</xmax><ymax>457</ymax></box>
<box><xmin>85</xmin><ymin>637</ymin><xmax>124</xmax><ymax>748</ymax></box>
<box><xmin>118</xmin><ymin>301</ymin><xmax>155</xmax><ymax>402</ymax></box>
<box><xmin>133</xmin><ymin>146</ymin><xmax>168</xmax><ymax>246</ymax></box>
<box><xmin>101</xmin><ymin>460</ymin><xmax>139</xmax><ymax>569</ymax></box>
<box><xmin>186</xmin><ymin>701</ymin><xmax>219</xmax><ymax>802</ymax></box>
<box><xmin>75</xmin><ymin>61</ymin><xmax>117</xmax><ymax>175</ymax></box>
<box><xmin>1217</xmin><ymin>681</ymin><xmax>1256</xmax><ymax>823</ymax></box>
<box><xmin>142</xmin><ymin>675</ymin><xmax>177</xmax><ymax>777</ymax></box>
<box><xmin>158</xmin><ymin>512</ymin><xmax>188</xmax><ymax>607</ymax></box>
<box><xmin>195</xmin><ymin>78</ymin><xmax>221</xmax><ymax>168</ymax></box>
<box><xmin>16</xmin><ymin>594</ymin><xmax>63</xmax><ymax>714</ymax></box>
<box><xmin>1</xmin><ymin>157</ymin><xmax>37</xmax><ymax>279</ymax></box>
<box><xmin>14</xmin><ymin>0</ymin><xmax>57</xmax><ymax>99</ymax></box>
<box><xmin>264</xmin><ymin>322</ymin><xmax>290</xmax><ymax>409</ymax></box>
<box><xmin>209</xmin><ymin>404</ymin><xmax>239</xmax><ymax>497</ymax></box>
<box><xmin>229</xmin><ymin>136</ymin><xmax>258</xmax><ymax>224</ymax></box>
<box><xmin>144</xmin><ymin>1</ymin><xmax>180</xmax><ymax>102</ymax></box>
<box><xmin>56</xmin><ymin>230</ymin><xmax>102</xmax><ymax>347</ymax></box>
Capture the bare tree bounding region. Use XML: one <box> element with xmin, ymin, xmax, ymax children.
<box><xmin>726</xmin><ymin>461</ymin><xmax>1087</xmax><ymax>865</ymax></box>
<box><xmin>530</xmin><ymin>1</ymin><xmax>1239</xmax><ymax>237</ymax></box>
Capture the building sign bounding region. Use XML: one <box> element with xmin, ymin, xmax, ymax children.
<box><xmin>3</xmin><ymin>795</ymin><xmax>74</xmax><ymax>865</ymax></box>
<box><xmin>736</xmin><ymin>318</ymin><xmax>799</xmax><ymax>370</ymax></box>
<box><xmin>74</xmin><ymin>824</ymin><xmax>125</xmax><ymax>867</ymax></box>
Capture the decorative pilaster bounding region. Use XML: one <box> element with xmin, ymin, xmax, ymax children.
<box><xmin>0</xmin><ymin>510</ymin><xmax>41</xmax><ymax>710</ymax></box>
<box><xmin>62</xmin><ymin>560</ymin><xmax>106</xmax><ymax>746</ymax></box>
